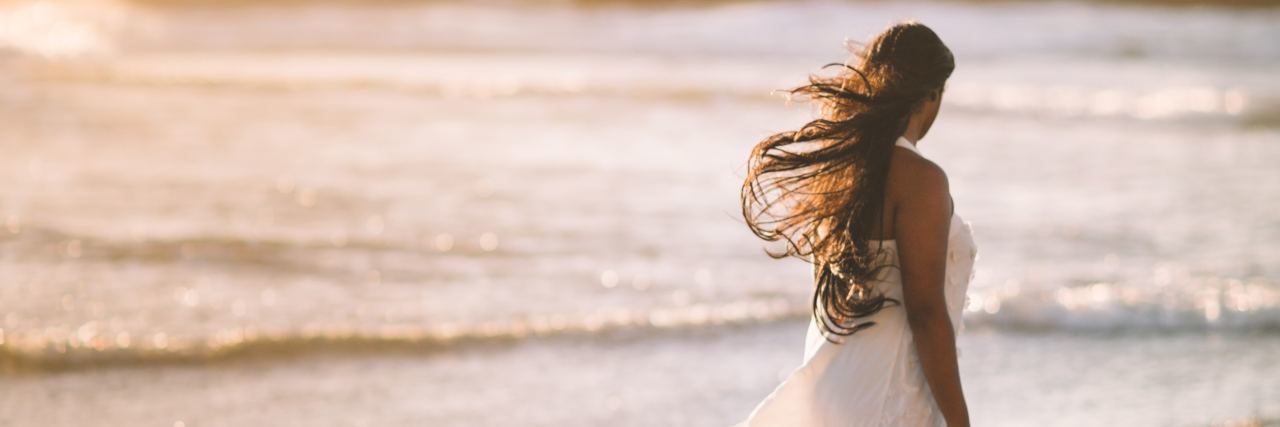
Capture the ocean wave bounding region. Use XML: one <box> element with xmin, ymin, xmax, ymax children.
<box><xmin>0</xmin><ymin>1</ymin><xmax>126</xmax><ymax>58</ymax></box>
<box><xmin>964</xmin><ymin>278</ymin><xmax>1280</xmax><ymax>333</ymax></box>
<box><xmin>5</xmin><ymin>277</ymin><xmax>1280</xmax><ymax>373</ymax></box>
<box><xmin>0</xmin><ymin>298</ymin><xmax>806</xmax><ymax>373</ymax></box>
<box><xmin>1</xmin><ymin>223</ymin><xmax>414</xmax><ymax>262</ymax></box>
<box><xmin>16</xmin><ymin>53</ymin><xmax>1279</xmax><ymax>127</ymax></box>
<box><xmin>943</xmin><ymin>83</ymin><xmax>1278</xmax><ymax>126</ymax></box>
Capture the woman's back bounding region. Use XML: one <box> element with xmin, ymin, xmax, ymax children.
<box><xmin>739</xmin><ymin>136</ymin><xmax>979</xmax><ymax>427</ymax></box>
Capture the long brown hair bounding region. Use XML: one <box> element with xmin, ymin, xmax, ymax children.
<box><xmin>741</xmin><ymin>21</ymin><xmax>955</xmax><ymax>342</ymax></box>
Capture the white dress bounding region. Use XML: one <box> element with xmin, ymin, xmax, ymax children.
<box><xmin>737</xmin><ymin>136</ymin><xmax>979</xmax><ymax>427</ymax></box>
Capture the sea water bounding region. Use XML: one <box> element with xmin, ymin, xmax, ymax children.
<box><xmin>0</xmin><ymin>0</ymin><xmax>1277</xmax><ymax>426</ymax></box>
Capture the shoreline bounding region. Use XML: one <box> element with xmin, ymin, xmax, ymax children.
<box><xmin>2</xmin><ymin>320</ymin><xmax>1276</xmax><ymax>426</ymax></box>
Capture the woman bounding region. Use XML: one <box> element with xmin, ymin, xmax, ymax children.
<box><xmin>737</xmin><ymin>21</ymin><xmax>977</xmax><ymax>427</ymax></box>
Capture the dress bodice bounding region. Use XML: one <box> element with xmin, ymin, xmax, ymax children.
<box><xmin>839</xmin><ymin>212</ymin><xmax>978</xmax><ymax>332</ymax></box>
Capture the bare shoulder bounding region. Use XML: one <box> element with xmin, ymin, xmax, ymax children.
<box><xmin>887</xmin><ymin>146</ymin><xmax>950</xmax><ymax>209</ymax></box>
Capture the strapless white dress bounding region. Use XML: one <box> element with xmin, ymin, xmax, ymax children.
<box><xmin>737</xmin><ymin>136</ymin><xmax>979</xmax><ymax>427</ymax></box>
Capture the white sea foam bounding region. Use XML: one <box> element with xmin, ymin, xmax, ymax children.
<box><xmin>0</xmin><ymin>0</ymin><xmax>132</xmax><ymax>58</ymax></box>
<box><xmin>965</xmin><ymin>277</ymin><xmax>1280</xmax><ymax>333</ymax></box>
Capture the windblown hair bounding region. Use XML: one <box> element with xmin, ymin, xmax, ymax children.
<box><xmin>741</xmin><ymin>21</ymin><xmax>955</xmax><ymax>342</ymax></box>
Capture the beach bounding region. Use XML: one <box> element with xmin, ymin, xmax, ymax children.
<box><xmin>1</xmin><ymin>0</ymin><xmax>1278</xmax><ymax>425</ymax></box>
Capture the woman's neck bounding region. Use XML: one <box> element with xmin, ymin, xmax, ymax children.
<box><xmin>899</xmin><ymin>132</ymin><xmax>921</xmax><ymax>146</ymax></box>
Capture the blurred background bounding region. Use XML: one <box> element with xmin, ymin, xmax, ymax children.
<box><xmin>0</xmin><ymin>0</ymin><xmax>1278</xmax><ymax>426</ymax></box>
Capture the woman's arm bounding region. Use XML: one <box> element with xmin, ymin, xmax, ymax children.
<box><xmin>893</xmin><ymin>159</ymin><xmax>970</xmax><ymax>427</ymax></box>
